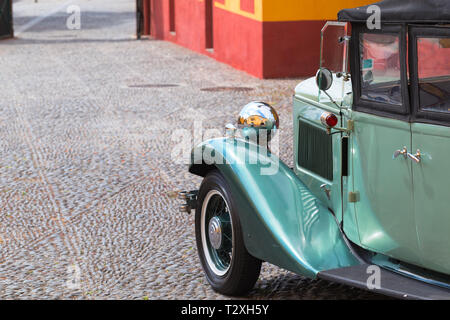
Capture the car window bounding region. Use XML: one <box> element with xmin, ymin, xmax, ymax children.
<box><xmin>359</xmin><ymin>33</ymin><xmax>402</xmax><ymax>106</ymax></box>
<box><xmin>418</xmin><ymin>37</ymin><xmax>450</xmax><ymax>114</ymax></box>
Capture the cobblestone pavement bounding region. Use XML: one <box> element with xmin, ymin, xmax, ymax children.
<box><xmin>0</xmin><ymin>0</ymin><xmax>386</xmax><ymax>299</ymax></box>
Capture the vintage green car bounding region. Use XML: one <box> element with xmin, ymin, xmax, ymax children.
<box><xmin>180</xmin><ymin>0</ymin><xmax>450</xmax><ymax>299</ymax></box>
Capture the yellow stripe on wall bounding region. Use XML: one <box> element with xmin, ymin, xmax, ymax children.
<box><xmin>214</xmin><ymin>0</ymin><xmax>373</xmax><ymax>22</ymax></box>
<box><xmin>214</xmin><ymin>0</ymin><xmax>263</xmax><ymax>21</ymax></box>
<box><xmin>262</xmin><ymin>0</ymin><xmax>373</xmax><ymax>21</ymax></box>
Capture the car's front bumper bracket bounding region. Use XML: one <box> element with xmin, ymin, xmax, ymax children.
<box><xmin>178</xmin><ymin>190</ymin><xmax>198</xmax><ymax>214</ymax></box>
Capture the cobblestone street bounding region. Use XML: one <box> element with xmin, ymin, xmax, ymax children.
<box><xmin>0</xmin><ymin>0</ymin><xmax>384</xmax><ymax>299</ymax></box>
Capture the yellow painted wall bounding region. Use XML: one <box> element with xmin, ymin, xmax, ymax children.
<box><xmin>215</xmin><ymin>0</ymin><xmax>373</xmax><ymax>22</ymax></box>
<box><xmin>262</xmin><ymin>0</ymin><xmax>373</xmax><ymax>21</ymax></box>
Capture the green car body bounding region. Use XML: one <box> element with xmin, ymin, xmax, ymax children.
<box><xmin>187</xmin><ymin>0</ymin><xmax>450</xmax><ymax>298</ymax></box>
<box><xmin>190</xmin><ymin>138</ymin><xmax>361</xmax><ymax>278</ymax></box>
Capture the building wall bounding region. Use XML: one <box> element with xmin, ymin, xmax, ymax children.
<box><xmin>262</xmin><ymin>20</ymin><xmax>326</xmax><ymax>78</ymax></box>
<box><xmin>142</xmin><ymin>0</ymin><xmax>372</xmax><ymax>78</ymax></box>
<box><xmin>214</xmin><ymin>7</ymin><xmax>264</xmax><ymax>77</ymax></box>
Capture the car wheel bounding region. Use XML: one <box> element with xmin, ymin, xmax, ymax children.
<box><xmin>195</xmin><ymin>169</ymin><xmax>262</xmax><ymax>296</ymax></box>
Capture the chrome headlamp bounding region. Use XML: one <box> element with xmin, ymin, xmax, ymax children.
<box><xmin>237</xmin><ymin>102</ymin><xmax>279</xmax><ymax>142</ymax></box>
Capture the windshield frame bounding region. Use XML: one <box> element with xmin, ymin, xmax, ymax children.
<box><xmin>318</xmin><ymin>21</ymin><xmax>350</xmax><ymax>104</ymax></box>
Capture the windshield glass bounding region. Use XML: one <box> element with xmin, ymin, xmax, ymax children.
<box><xmin>359</xmin><ymin>33</ymin><xmax>402</xmax><ymax>106</ymax></box>
<box><xmin>319</xmin><ymin>22</ymin><xmax>350</xmax><ymax>102</ymax></box>
<box><xmin>418</xmin><ymin>36</ymin><xmax>450</xmax><ymax>113</ymax></box>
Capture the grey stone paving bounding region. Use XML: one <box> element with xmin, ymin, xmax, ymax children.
<box><xmin>0</xmin><ymin>0</ymin><xmax>385</xmax><ymax>299</ymax></box>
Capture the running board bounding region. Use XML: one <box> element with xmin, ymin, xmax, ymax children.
<box><xmin>318</xmin><ymin>264</ymin><xmax>450</xmax><ymax>300</ymax></box>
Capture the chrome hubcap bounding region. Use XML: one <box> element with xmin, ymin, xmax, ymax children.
<box><xmin>208</xmin><ymin>217</ymin><xmax>223</xmax><ymax>250</ymax></box>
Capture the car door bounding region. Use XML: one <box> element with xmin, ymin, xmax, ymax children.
<box><xmin>349</xmin><ymin>25</ymin><xmax>423</xmax><ymax>267</ymax></box>
<box><xmin>409</xmin><ymin>26</ymin><xmax>450</xmax><ymax>275</ymax></box>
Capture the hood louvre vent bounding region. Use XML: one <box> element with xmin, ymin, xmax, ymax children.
<box><xmin>298</xmin><ymin>120</ymin><xmax>333</xmax><ymax>181</ymax></box>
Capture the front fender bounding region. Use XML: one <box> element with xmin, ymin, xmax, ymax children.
<box><xmin>190</xmin><ymin>138</ymin><xmax>360</xmax><ymax>278</ymax></box>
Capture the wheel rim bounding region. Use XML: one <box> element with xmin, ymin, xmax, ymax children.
<box><xmin>201</xmin><ymin>190</ymin><xmax>234</xmax><ymax>277</ymax></box>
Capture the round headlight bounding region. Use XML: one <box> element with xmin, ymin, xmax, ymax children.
<box><xmin>237</xmin><ymin>101</ymin><xmax>279</xmax><ymax>142</ymax></box>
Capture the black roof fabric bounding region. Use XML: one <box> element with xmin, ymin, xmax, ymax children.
<box><xmin>338</xmin><ymin>0</ymin><xmax>450</xmax><ymax>23</ymax></box>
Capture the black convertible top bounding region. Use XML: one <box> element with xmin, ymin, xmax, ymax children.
<box><xmin>338</xmin><ymin>0</ymin><xmax>450</xmax><ymax>24</ymax></box>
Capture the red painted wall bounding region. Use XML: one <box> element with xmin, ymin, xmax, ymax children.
<box><xmin>213</xmin><ymin>7</ymin><xmax>263</xmax><ymax>78</ymax></box>
<box><xmin>262</xmin><ymin>20</ymin><xmax>325</xmax><ymax>78</ymax></box>
<box><xmin>148</xmin><ymin>0</ymin><xmax>169</xmax><ymax>39</ymax></box>
<box><xmin>170</xmin><ymin>0</ymin><xmax>207</xmax><ymax>51</ymax></box>
<box><xmin>148</xmin><ymin>0</ymin><xmax>207</xmax><ymax>51</ymax></box>
<box><xmin>240</xmin><ymin>0</ymin><xmax>255</xmax><ymax>13</ymax></box>
<box><xmin>144</xmin><ymin>0</ymin><xmax>263</xmax><ymax>78</ymax></box>
<box><xmin>142</xmin><ymin>0</ymin><xmax>321</xmax><ymax>78</ymax></box>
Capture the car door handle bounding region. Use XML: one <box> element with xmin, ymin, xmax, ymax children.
<box><xmin>393</xmin><ymin>147</ymin><xmax>408</xmax><ymax>159</ymax></box>
<box><xmin>393</xmin><ymin>147</ymin><xmax>421</xmax><ymax>163</ymax></box>
<box><xmin>407</xmin><ymin>150</ymin><xmax>421</xmax><ymax>163</ymax></box>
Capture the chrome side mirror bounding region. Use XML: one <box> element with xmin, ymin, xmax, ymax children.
<box><xmin>316</xmin><ymin>68</ymin><xmax>333</xmax><ymax>91</ymax></box>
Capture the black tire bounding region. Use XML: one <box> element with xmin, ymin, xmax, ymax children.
<box><xmin>195</xmin><ymin>169</ymin><xmax>262</xmax><ymax>296</ymax></box>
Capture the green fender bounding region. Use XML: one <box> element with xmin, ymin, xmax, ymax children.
<box><xmin>189</xmin><ymin>137</ymin><xmax>361</xmax><ymax>278</ymax></box>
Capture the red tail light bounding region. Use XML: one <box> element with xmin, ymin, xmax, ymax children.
<box><xmin>320</xmin><ymin>112</ymin><xmax>338</xmax><ymax>128</ymax></box>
